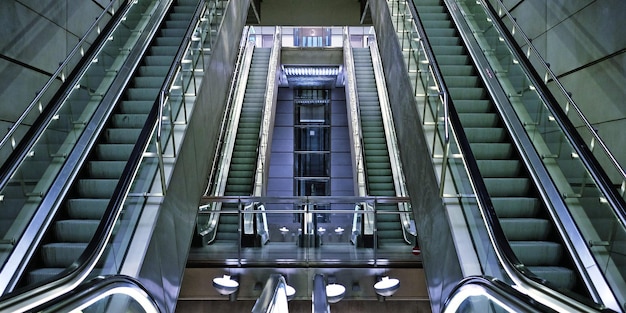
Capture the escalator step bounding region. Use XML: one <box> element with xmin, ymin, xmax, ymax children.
<box><xmin>491</xmin><ymin>198</ymin><xmax>540</xmax><ymax>218</ymax></box>
<box><xmin>66</xmin><ymin>198</ymin><xmax>109</xmax><ymax>219</ymax></box>
<box><xmin>88</xmin><ymin>160</ymin><xmax>127</xmax><ymax>178</ymax></box>
<box><xmin>464</xmin><ymin>128</ymin><xmax>507</xmax><ymax>143</ymax></box>
<box><xmin>126</xmin><ymin>87</ymin><xmax>160</xmax><ymax>100</ymax></box>
<box><xmin>27</xmin><ymin>268</ymin><xmax>65</xmax><ymax>285</ymax></box>
<box><xmin>458</xmin><ymin>113</ymin><xmax>499</xmax><ymax>127</ymax></box>
<box><xmin>104</xmin><ymin>128</ymin><xmax>142</xmax><ymax>144</ymax></box>
<box><xmin>41</xmin><ymin>242</ymin><xmax>88</xmax><ymax>267</ymax></box>
<box><xmin>95</xmin><ymin>144</ymin><xmax>135</xmax><ymax>160</ymax></box>
<box><xmin>77</xmin><ymin>179</ymin><xmax>118</xmax><ymax>198</ymax></box>
<box><xmin>500</xmin><ymin>218</ymin><xmax>551</xmax><ymax>241</ymax></box>
<box><xmin>111</xmin><ymin>114</ymin><xmax>149</xmax><ymax>128</ymax></box>
<box><xmin>477</xmin><ymin>160</ymin><xmax>522</xmax><ymax>177</ymax></box>
<box><xmin>470</xmin><ymin>143</ymin><xmax>514</xmax><ymax>159</ymax></box>
<box><xmin>54</xmin><ymin>220</ymin><xmax>99</xmax><ymax>242</ymax></box>
<box><xmin>132</xmin><ymin>76</ymin><xmax>166</xmax><ymax>87</ymax></box>
<box><xmin>526</xmin><ymin>266</ymin><xmax>576</xmax><ymax>290</ymax></box>
<box><xmin>510</xmin><ymin>241</ymin><xmax>563</xmax><ymax>265</ymax></box>
<box><xmin>136</xmin><ymin>65</ymin><xmax>170</xmax><ymax>77</ymax></box>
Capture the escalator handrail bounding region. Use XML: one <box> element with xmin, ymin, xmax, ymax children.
<box><xmin>201</xmin><ymin>32</ymin><xmax>256</xmax><ymax>245</ymax></box>
<box><xmin>0</xmin><ymin>0</ymin><xmax>134</xmax><ymax>192</ymax></box>
<box><xmin>343</xmin><ymin>28</ymin><xmax>374</xmax><ymax>238</ymax></box>
<box><xmin>251</xmin><ymin>274</ymin><xmax>290</xmax><ymax>313</ymax></box>
<box><xmin>443</xmin><ymin>276</ymin><xmax>556</xmax><ymax>313</ymax></box>
<box><xmin>0</xmin><ymin>1</ymin><xmax>209</xmax><ymax>312</ymax></box>
<box><xmin>405</xmin><ymin>1</ymin><xmax>608</xmax><ymax>312</ymax></box>
<box><xmin>252</xmin><ymin>26</ymin><xmax>281</xmax><ymax>197</ymax></box>
<box><xmin>0</xmin><ymin>0</ymin><xmax>127</xmax><ymax>155</ymax></box>
<box><xmin>32</xmin><ymin>275</ymin><xmax>160</xmax><ymax>313</ymax></box>
<box><xmin>479</xmin><ymin>0</ymin><xmax>626</xmax><ymax>229</ymax></box>
<box><xmin>205</xmin><ymin>25</ymin><xmax>252</xmax><ymax>196</ymax></box>
<box><xmin>368</xmin><ymin>31</ymin><xmax>416</xmax><ymax>244</ymax></box>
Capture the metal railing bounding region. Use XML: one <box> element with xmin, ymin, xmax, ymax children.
<box><xmin>251</xmin><ymin>274</ymin><xmax>291</xmax><ymax>313</ymax></box>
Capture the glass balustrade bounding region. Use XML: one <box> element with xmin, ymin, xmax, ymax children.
<box><xmin>454</xmin><ymin>0</ymin><xmax>626</xmax><ymax>306</ymax></box>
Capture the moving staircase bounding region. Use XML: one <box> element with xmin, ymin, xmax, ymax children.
<box><xmin>215</xmin><ymin>48</ymin><xmax>272</xmax><ymax>242</ymax></box>
<box><xmin>413</xmin><ymin>0</ymin><xmax>580</xmax><ymax>291</ymax></box>
<box><xmin>21</xmin><ymin>0</ymin><xmax>198</xmax><ymax>286</ymax></box>
<box><xmin>352</xmin><ymin>48</ymin><xmax>405</xmax><ymax>246</ymax></box>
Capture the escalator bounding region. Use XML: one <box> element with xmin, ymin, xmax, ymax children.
<box><xmin>413</xmin><ymin>0</ymin><xmax>582</xmax><ymax>292</ymax></box>
<box><xmin>20</xmin><ymin>0</ymin><xmax>199</xmax><ymax>287</ymax></box>
<box><xmin>214</xmin><ymin>47</ymin><xmax>272</xmax><ymax>243</ymax></box>
<box><xmin>352</xmin><ymin>48</ymin><xmax>405</xmax><ymax>247</ymax></box>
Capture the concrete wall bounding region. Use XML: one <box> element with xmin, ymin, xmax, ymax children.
<box><xmin>258</xmin><ymin>0</ymin><xmax>362</xmax><ymax>26</ymax></box>
<box><xmin>502</xmin><ymin>0</ymin><xmax>626</xmax><ymax>178</ymax></box>
<box><xmin>0</xmin><ymin>0</ymin><xmax>120</xmax><ymax>141</ymax></box>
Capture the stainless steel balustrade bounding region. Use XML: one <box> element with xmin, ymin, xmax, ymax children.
<box><xmin>198</xmin><ymin>195</ymin><xmax>412</xmax><ymax>266</ymax></box>
<box><xmin>251</xmin><ymin>274</ymin><xmax>291</xmax><ymax>313</ymax></box>
<box><xmin>369</xmin><ymin>31</ymin><xmax>416</xmax><ymax>245</ymax></box>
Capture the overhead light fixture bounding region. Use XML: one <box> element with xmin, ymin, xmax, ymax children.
<box><xmin>374</xmin><ymin>276</ymin><xmax>400</xmax><ymax>297</ymax></box>
<box><xmin>213</xmin><ymin>275</ymin><xmax>239</xmax><ymax>295</ymax></box>
<box><xmin>326</xmin><ymin>283</ymin><xmax>346</xmax><ymax>303</ymax></box>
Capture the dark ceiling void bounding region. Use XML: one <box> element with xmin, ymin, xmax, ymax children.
<box><xmin>251</xmin><ymin>0</ymin><xmax>366</xmax><ymax>26</ymax></box>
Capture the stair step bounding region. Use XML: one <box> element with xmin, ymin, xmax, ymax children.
<box><xmin>77</xmin><ymin>179</ymin><xmax>118</xmax><ymax>198</ymax></box>
<box><xmin>88</xmin><ymin>160</ymin><xmax>127</xmax><ymax>178</ymax></box>
<box><xmin>66</xmin><ymin>198</ymin><xmax>110</xmax><ymax>219</ymax></box>
<box><xmin>54</xmin><ymin>220</ymin><xmax>100</xmax><ymax>242</ymax></box>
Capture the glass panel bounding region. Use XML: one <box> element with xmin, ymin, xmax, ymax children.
<box><xmin>295</xmin><ymin>127</ymin><xmax>329</xmax><ymax>152</ymax></box>
<box><xmin>294</xmin><ymin>153</ymin><xmax>330</xmax><ymax>177</ymax></box>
